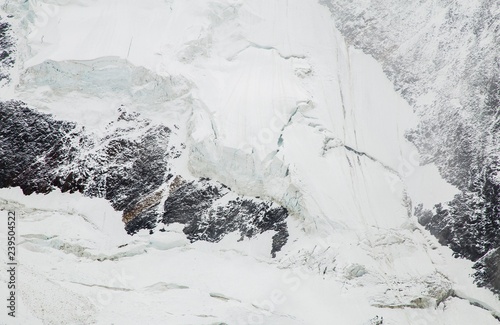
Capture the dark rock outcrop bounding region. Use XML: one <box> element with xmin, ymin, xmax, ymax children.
<box><xmin>0</xmin><ymin>16</ymin><xmax>15</xmax><ymax>83</ymax></box>
<box><xmin>0</xmin><ymin>101</ymin><xmax>289</xmax><ymax>255</ymax></box>
<box><xmin>162</xmin><ymin>180</ymin><xmax>288</xmax><ymax>257</ymax></box>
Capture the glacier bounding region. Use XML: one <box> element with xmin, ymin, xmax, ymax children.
<box><xmin>0</xmin><ymin>0</ymin><xmax>498</xmax><ymax>324</ymax></box>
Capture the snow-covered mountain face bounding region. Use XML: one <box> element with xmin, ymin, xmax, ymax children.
<box><xmin>0</xmin><ymin>0</ymin><xmax>498</xmax><ymax>324</ymax></box>
<box><xmin>320</xmin><ymin>0</ymin><xmax>500</xmax><ymax>295</ymax></box>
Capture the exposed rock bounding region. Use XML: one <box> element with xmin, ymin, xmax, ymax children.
<box><xmin>0</xmin><ymin>16</ymin><xmax>15</xmax><ymax>84</ymax></box>
<box><xmin>0</xmin><ymin>101</ymin><xmax>289</xmax><ymax>256</ymax></box>
<box><xmin>473</xmin><ymin>248</ymin><xmax>500</xmax><ymax>295</ymax></box>
<box><xmin>163</xmin><ymin>180</ymin><xmax>289</xmax><ymax>257</ymax></box>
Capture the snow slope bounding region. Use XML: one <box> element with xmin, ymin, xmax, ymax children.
<box><xmin>321</xmin><ymin>0</ymin><xmax>500</xmax><ymax>295</ymax></box>
<box><xmin>1</xmin><ymin>188</ymin><xmax>500</xmax><ymax>325</ymax></box>
<box><xmin>0</xmin><ymin>0</ymin><xmax>498</xmax><ymax>324</ymax></box>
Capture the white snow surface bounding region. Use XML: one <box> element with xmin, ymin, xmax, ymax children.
<box><xmin>0</xmin><ymin>0</ymin><xmax>498</xmax><ymax>324</ymax></box>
